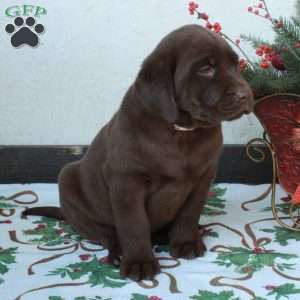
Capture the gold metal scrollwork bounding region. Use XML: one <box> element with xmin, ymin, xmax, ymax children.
<box><xmin>246</xmin><ymin>132</ymin><xmax>300</xmax><ymax>231</ymax></box>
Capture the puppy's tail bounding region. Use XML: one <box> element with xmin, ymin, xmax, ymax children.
<box><xmin>22</xmin><ymin>207</ymin><xmax>65</xmax><ymax>221</ymax></box>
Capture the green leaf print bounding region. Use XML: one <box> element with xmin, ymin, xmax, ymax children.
<box><xmin>49</xmin><ymin>297</ymin><xmax>111</xmax><ymax>300</ymax></box>
<box><xmin>261</xmin><ymin>226</ymin><xmax>300</xmax><ymax>246</ymax></box>
<box><xmin>190</xmin><ymin>290</ymin><xmax>241</xmax><ymax>300</ymax></box>
<box><xmin>0</xmin><ymin>247</ymin><xmax>18</xmax><ymax>284</ymax></box>
<box><xmin>49</xmin><ymin>255</ymin><xmax>128</xmax><ymax>288</ymax></box>
<box><xmin>23</xmin><ymin>217</ymin><xmax>82</xmax><ymax>246</ymax></box>
<box><xmin>262</xmin><ymin>203</ymin><xmax>290</xmax><ymax>215</ymax></box>
<box><xmin>215</xmin><ymin>246</ymin><xmax>297</xmax><ymax>274</ymax></box>
<box><xmin>203</xmin><ymin>185</ymin><xmax>227</xmax><ymax>216</ymax></box>
<box><xmin>130</xmin><ymin>294</ymin><xmax>149</xmax><ymax>300</ymax></box>
<box><xmin>267</xmin><ymin>283</ymin><xmax>300</xmax><ymax>300</ymax></box>
<box><xmin>130</xmin><ymin>295</ymin><xmax>162</xmax><ymax>300</ymax></box>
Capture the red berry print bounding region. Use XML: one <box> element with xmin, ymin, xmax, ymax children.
<box><xmin>79</xmin><ymin>254</ymin><xmax>91</xmax><ymax>261</ymax></box>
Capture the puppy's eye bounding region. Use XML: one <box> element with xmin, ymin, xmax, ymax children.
<box><xmin>197</xmin><ymin>65</ymin><xmax>215</xmax><ymax>77</ymax></box>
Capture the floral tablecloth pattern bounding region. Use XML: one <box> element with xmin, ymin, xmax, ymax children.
<box><xmin>1</xmin><ymin>183</ymin><xmax>300</xmax><ymax>300</ymax></box>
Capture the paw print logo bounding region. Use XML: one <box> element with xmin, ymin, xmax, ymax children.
<box><xmin>5</xmin><ymin>16</ymin><xmax>44</xmax><ymax>47</ymax></box>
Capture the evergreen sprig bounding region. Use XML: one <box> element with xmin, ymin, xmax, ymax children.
<box><xmin>241</xmin><ymin>10</ymin><xmax>300</xmax><ymax>98</ymax></box>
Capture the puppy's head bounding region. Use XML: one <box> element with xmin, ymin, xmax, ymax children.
<box><xmin>136</xmin><ymin>25</ymin><xmax>254</xmax><ymax>128</ymax></box>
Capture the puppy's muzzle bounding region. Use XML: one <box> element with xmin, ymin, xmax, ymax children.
<box><xmin>221</xmin><ymin>88</ymin><xmax>254</xmax><ymax>120</ymax></box>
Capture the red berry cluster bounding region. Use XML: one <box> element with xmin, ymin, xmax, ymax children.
<box><xmin>274</xmin><ymin>19</ymin><xmax>284</xmax><ymax>29</ymax></box>
<box><xmin>188</xmin><ymin>1</ymin><xmax>199</xmax><ymax>15</ymax></box>
<box><xmin>247</xmin><ymin>0</ymin><xmax>271</xmax><ymax>20</ymax></box>
<box><xmin>188</xmin><ymin>1</ymin><xmax>222</xmax><ymax>34</ymax></box>
<box><xmin>188</xmin><ymin>1</ymin><xmax>251</xmax><ymax>70</ymax></box>
<box><xmin>248</xmin><ymin>1</ymin><xmax>284</xmax><ymax>28</ymax></box>
<box><xmin>256</xmin><ymin>45</ymin><xmax>285</xmax><ymax>70</ymax></box>
<box><xmin>256</xmin><ymin>44</ymin><xmax>273</xmax><ymax>69</ymax></box>
<box><xmin>295</xmin><ymin>41</ymin><xmax>300</xmax><ymax>49</ymax></box>
<box><xmin>239</xmin><ymin>58</ymin><xmax>248</xmax><ymax>70</ymax></box>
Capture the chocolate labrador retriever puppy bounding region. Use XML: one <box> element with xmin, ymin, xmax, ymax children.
<box><xmin>23</xmin><ymin>25</ymin><xmax>253</xmax><ymax>281</ymax></box>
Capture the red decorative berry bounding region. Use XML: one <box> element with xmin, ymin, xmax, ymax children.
<box><xmin>188</xmin><ymin>1</ymin><xmax>199</xmax><ymax>15</ymax></box>
<box><xmin>254</xmin><ymin>10</ymin><xmax>259</xmax><ymax>15</ymax></box>
<box><xmin>260</xmin><ymin>59</ymin><xmax>270</xmax><ymax>69</ymax></box>
<box><xmin>79</xmin><ymin>254</ymin><xmax>91</xmax><ymax>261</ymax></box>
<box><xmin>239</xmin><ymin>58</ymin><xmax>248</xmax><ymax>70</ymax></box>
<box><xmin>206</xmin><ymin>22</ymin><xmax>213</xmax><ymax>30</ymax></box>
<box><xmin>256</xmin><ymin>48</ymin><xmax>264</xmax><ymax>56</ymax></box>
<box><xmin>258</xmin><ymin>3</ymin><xmax>264</xmax><ymax>8</ymax></box>
<box><xmin>264</xmin><ymin>53</ymin><xmax>274</xmax><ymax>61</ymax></box>
<box><xmin>200</xmin><ymin>13</ymin><xmax>209</xmax><ymax>20</ymax></box>
<box><xmin>213</xmin><ymin>22</ymin><xmax>222</xmax><ymax>33</ymax></box>
<box><xmin>271</xmin><ymin>54</ymin><xmax>285</xmax><ymax>71</ymax></box>
<box><xmin>295</xmin><ymin>42</ymin><xmax>300</xmax><ymax>49</ymax></box>
<box><xmin>235</xmin><ymin>38</ymin><xmax>241</xmax><ymax>45</ymax></box>
<box><xmin>149</xmin><ymin>297</ymin><xmax>162</xmax><ymax>300</ymax></box>
<box><xmin>275</xmin><ymin>20</ymin><xmax>283</xmax><ymax>28</ymax></box>
<box><xmin>262</xmin><ymin>45</ymin><xmax>273</xmax><ymax>54</ymax></box>
<box><xmin>248</xmin><ymin>7</ymin><xmax>253</xmax><ymax>12</ymax></box>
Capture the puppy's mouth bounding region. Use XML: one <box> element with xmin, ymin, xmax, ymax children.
<box><xmin>223</xmin><ymin>110</ymin><xmax>248</xmax><ymax>121</ymax></box>
<box><xmin>220</xmin><ymin>99</ymin><xmax>254</xmax><ymax>122</ymax></box>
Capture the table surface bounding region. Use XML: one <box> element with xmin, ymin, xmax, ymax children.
<box><xmin>0</xmin><ymin>183</ymin><xmax>299</xmax><ymax>300</ymax></box>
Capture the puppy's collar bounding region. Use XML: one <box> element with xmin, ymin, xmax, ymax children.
<box><xmin>173</xmin><ymin>124</ymin><xmax>196</xmax><ymax>132</ymax></box>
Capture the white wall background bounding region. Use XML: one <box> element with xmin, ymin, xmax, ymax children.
<box><xmin>0</xmin><ymin>0</ymin><xmax>296</xmax><ymax>145</ymax></box>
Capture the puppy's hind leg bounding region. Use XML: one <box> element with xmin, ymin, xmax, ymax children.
<box><xmin>59</xmin><ymin>162</ymin><xmax>122</xmax><ymax>266</ymax></box>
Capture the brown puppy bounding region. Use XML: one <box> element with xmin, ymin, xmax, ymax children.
<box><xmin>23</xmin><ymin>25</ymin><xmax>253</xmax><ymax>281</ymax></box>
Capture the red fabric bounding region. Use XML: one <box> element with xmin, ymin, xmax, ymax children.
<box><xmin>255</xmin><ymin>94</ymin><xmax>300</xmax><ymax>195</ymax></box>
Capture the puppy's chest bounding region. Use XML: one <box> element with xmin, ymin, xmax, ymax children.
<box><xmin>159</xmin><ymin>131</ymin><xmax>221</xmax><ymax>179</ymax></box>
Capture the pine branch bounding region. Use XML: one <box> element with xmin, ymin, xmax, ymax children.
<box><xmin>296</xmin><ymin>0</ymin><xmax>300</xmax><ymax>21</ymax></box>
<box><xmin>273</xmin><ymin>17</ymin><xmax>300</xmax><ymax>63</ymax></box>
<box><xmin>274</xmin><ymin>17</ymin><xmax>300</xmax><ymax>43</ymax></box>
<box><xmin>240</xmin><ymin>34</ymin><xmax>270</xmax><ymax>48</ymax></box>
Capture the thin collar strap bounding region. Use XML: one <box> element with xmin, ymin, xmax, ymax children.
<box><xmin>173</xmin><ymin>124</ymin><xmax>196</xmax><ymax>132</ymax></box>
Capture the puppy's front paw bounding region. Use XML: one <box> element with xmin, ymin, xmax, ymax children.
<box><xmin>170</xmin><ymin>238</ymin><xmax>207</xmax><ymax>259</ymax></box>
<box><xmin>120</xmin><ymin>256</ymin><xmax>160</xmax><ymax>281</ymax></box>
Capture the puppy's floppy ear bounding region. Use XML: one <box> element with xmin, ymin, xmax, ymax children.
<box><xmin>135</xmin><ymin>53</ymin><xmax>178</xmax><ymax>123</ymax></box>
